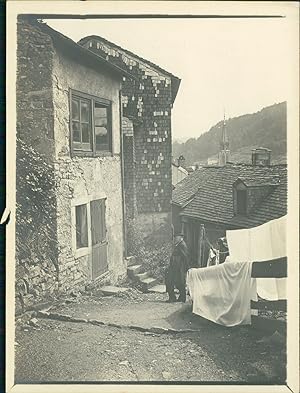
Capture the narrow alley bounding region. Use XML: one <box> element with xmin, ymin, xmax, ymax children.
<box><xmin>10</xmin><ymin>5</ymin><xmax>297</xmax><ymax>391</ymax></box>
<box><xmin>15</xmin><ymin>290</ymin><xmax>286</xmax><ymax>384</ymax></box>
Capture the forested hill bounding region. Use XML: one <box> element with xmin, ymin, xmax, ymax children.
<box><xmin>173</xmin><ymin>102</ymin><xmax>287</xmax><ymax>165</ymax></box>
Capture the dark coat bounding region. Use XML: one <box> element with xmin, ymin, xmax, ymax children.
<box><xmin>165</xmin><ymin>239</ymin><xmax>190</xmax><ymax>290</ymax></box>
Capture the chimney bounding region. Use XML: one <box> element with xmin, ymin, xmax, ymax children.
<box><xmin>251</xmin><ymin>147</ymin><xmax>271</xmax><ymax>166</ymax></box>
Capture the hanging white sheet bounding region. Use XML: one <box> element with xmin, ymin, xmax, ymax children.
<box><xmin>187</xmin><ymin>261</ymin><xmax>255</xmax><ymax>326</ymax></box>
<box><xmin>226</xmin><ymin>215</ymin><xmax>287</xmax><ymax>301</ymax></box>
<box><xmin>206</xmin><ymin>248</ymin><xmax>219</xmax><ymax>267</ymax></box>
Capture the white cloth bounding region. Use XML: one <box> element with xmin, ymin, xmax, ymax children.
<box><xmin>226</xmin><ymin>215</ymin><xmax>286</xmax><ymax>301</ymax></box>
<box><xmin>206</xmin><ymin>248</ymin><xmax>219</xmax><ymax>267</ymax></box>
<box><xmin>187</xmin><ymin>262</ymin><xmax>254</xmax><ymax>326</ymax></box>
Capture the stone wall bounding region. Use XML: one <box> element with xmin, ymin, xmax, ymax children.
<box><xmin>16</xmin><ymin>18</ymin><xmax>56</xmax><ymax>158</ymax></box>
<box><xmin>16</xmin><ymin>18</ymin><xmax>59</xmax><ymax>309</ymax></box>
<box><xmin>53</xmin><ymin>156</ymin><xmax>126</xmax><ymax>289</ymax></box>
<box><xmin>16</xmin><ymin>19</ymin><xmax>126</xmax><ymax>310</ymax></box>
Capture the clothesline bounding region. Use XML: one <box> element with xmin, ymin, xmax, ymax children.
<box><xmin>187</xmin><ymin>215</ymin><xmax>287</xmax><ymax>326</ymax></box>
<box><xmin>203</xmin><ymin>233</ymin><xmax>229</xmax><ymax>255</ymax></box>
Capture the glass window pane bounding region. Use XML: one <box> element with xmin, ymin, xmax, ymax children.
<box><xmin>75</xmin><ymin>204</ymin><xmax>88</xmax><ymax>248</ymax></box>
<box><xmin>95</xmin><ymin>102</ymin><xmax>110</xmax><ymax>151</ymax></box>
<box><xmin>81</xmin><ymin>123</ymin><xmax>90</xmax><ymax>143</ymax></box>
<box><xmin>95</xmin><ymin>127</ymin><xmax>108</xmax><ymax>147</ymax></box>
<box><xmin>72</xmin><ymin>121</ymin><xmax>80</xmax><ymax>142</ymax></box>
<box><xmin>95</xmin><ymin>126</ymin><xmax>108</xmax><ymax>137</ymax></box>
<box><xmin>81</xmin><ymin>100</ymin><xmax>90</xmax><ymax>123</ymax></box>
<box><xmin>72</xmin><ymin>98</ymin><xmax>80</xmax><ymax>121</ymax></box>
<box><xmin>94</xmin><ymin>105</ymin><xmax>107</xmax><ymax>127</ymax></box>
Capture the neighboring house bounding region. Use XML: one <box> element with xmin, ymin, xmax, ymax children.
<box><xmin>172</xmin><ymin>149</ymin><xmax>287</xmax><ymax>266</ymax></box>
<box><xmin>186</xmin><ymin>165</ymin><xmax>197</xmax><ymax>174</ymax></box>
<box><xmin>78</xmin><ymin>35</ymin><xmax>181</xmax><ymax>251</ymax></box>
<box><xmin>172</xmin><ymin>162</ymin><xmax>188</xmax><ymax>188</ymax></box>
<box><xmin>16</xmin><ymin>17</ymin><xmax>132</xmax><ymax>301</ymax></box>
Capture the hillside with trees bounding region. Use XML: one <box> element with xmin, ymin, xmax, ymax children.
<box><xmin>172</xmin><ymin>102</ymin><xmax>287</xmax><ymax>166</ymax></box>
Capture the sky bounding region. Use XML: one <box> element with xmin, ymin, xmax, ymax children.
<box><xmin>46</xmin><ymin>17</ymin><xmax>292</xmax><ymax>141</ymax></box>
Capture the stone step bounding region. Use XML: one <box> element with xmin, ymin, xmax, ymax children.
<box><xmin>98</xmin><ymin>286</ymin><xmax>130</xmax><ymax>296</ymax></box>
<box><xmin>135</xmin><ymin>271</ymin><xmax>150</xmax><ymax>281</ymax></box>
<box><xmin>127</xmin><ymin>264</ymin><xmax>143</xmax><ymax>279</ymax></box>
<box><xmin>139</xmin><ymin>277</ymin><xmax>159</xmax><ymax>292</ymax></box>
<box><xmin>125</xmin><ymin>256</ymin><xmax>137</xmax><ymax>267</ymax></box>
<box><xmin>148</xmin><ymin>284</ymin><xmax>166</xmax><ymax>294</ymax></box>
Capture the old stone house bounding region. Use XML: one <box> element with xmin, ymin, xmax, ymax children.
<box><xmin>16</xmin><ymin>17</ymin><xmax>134</xmax><ymax>304</ymax></box>
<box><xmin>172</xmin><ymin>149</ymin><xmax>287</xmax><ymax>267</ymax></box>
<box><xmin>78</xmin><ymin>35</ymin><xmax>181</xmax><ymax>254</ymax></box>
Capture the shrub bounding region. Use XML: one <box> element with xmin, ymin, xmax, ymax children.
<box><xmin>16</xmin><ymin>137</ymin><xmax>59</xmax><ymax>299</ymax></box>
<box><xmin>126</xmin><ymin>217</ymin><xmax>172</xmax><ymax>281</ymax></box>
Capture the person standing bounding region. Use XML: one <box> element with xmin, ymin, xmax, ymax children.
<box><xmin>165</xmin><ymin>233</ymin><xmax>190</xmax><ymax>302</ymax></box>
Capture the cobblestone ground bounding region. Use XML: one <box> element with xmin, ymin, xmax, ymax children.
<box><xmin>14</xmin><ymin>291</ymin><xmax>286</xmax><ymax>384</ymax></box>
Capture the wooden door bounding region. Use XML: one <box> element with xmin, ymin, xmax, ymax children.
<box><xmin>90</xmin><ymin>199</ymin><xmax>108</xmax><ymax>279</ymax></box>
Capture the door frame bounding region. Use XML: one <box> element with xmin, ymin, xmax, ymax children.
<box><xmin>71</xmin><ymin>192</ymin><xmax>108</xmax><ymax>280</ymax></box>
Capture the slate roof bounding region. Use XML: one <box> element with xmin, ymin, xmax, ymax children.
<box><xmin>235</xmin><ymin>176</ymin><xmax>281</xmax><ymax>187</ymax></box>
<box><xmin>78</xmin><ymin>35</ymin><xmax>181</xmax><ymax>102</ymax></box>
<box><xmin>172</xmin><ymin>164</ymin><xmax>287</xmax><ymax>229</ymax></box>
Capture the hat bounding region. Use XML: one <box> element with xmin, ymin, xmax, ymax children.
<box><xmin>174</xmin><ymin>234</ymin><xmax>184</xmax><ymax>246</ymax></box>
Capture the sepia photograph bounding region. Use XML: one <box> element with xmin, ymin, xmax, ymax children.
<box><xmin>5</xmin><ymin>1</ymin><xmax>299</xmax><ymax>392</ymax></box>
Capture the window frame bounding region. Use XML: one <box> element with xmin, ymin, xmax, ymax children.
<box><xmin>69</xmin><ymin>89</ymin><xmax>113</xmax><ymax>157</ymax></box>
<box><xmin>72</xmin><ymin>197</ymin><xmax>91</xmax><ymax>258</ymax></box>
<box><xmin>71</xmin><ymin>194</ymin><xmax>108</xmax><ymax>260</ymax></box>
<box><xmin>236</xmin><ymin>189</ymin><xmax>248</xmax><ymax>215</ymax></box>
<box><xmin>233</xmin><ymin>180</ymin><xmax>249</xmax><ymax>216</ymax></box>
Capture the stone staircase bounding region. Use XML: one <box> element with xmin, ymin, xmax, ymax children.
<box><xmin>126</xmin><ymin>256</ymin><xmax>161</xmax><ymax>293</ymax></box>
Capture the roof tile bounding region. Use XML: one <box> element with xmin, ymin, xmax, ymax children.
<box><xmin>172</xmin><ymin>164</ymin><xmax>287</xmax><ymax>228</ymax></box>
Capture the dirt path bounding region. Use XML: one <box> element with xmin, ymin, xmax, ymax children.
<box><xmin>14</xmin><ymin>292</ymin><xmax>286</xmax><ymax>384</ymax></box>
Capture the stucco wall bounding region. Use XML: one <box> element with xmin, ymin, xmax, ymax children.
<box><xmin>51</xmin><ymin>48</ymin><xmax>126</xmax><ymax>290</ymax></box>
<box><xmin>16</xmin><ymin>18</ymin><xmax>56</xmax><ymax>158</ymax></box>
